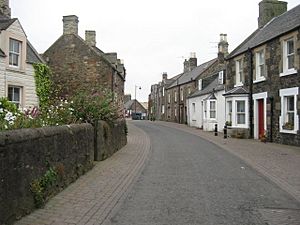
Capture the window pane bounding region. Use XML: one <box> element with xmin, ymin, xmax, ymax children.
<box><xmin>237</xmin><ymin>101</ymin><xmax>245</xmax><ymax>112</ymax></box>
<box><xmin>8</xmin><ymin>87</ymin><xmax>13</xmax><ymax>101</ymax></box>
<box><xmin>288</xmin><ymin>55</ymin><xmax>294</xmax><ymax>69</ymax></box>
<box><xmin>287</xmin><ymin>96</ymin><xmax>294</xmax><ymax>111</ymax></box>
<box><xmin>210</xmin><ymin>111</ymin><xmax>216</xmax><ymax>118</ymax></box>
<box><xmin>287</xmin><ymin>112</ymin><xmax>294</xmax><ymax>124</ymax></box>
<box><xmin>287</xmin><ymin>40</ymin><xmax>294</xmax><ymax>54</ymax></box>
<box><xmin>13</xmin><ymin>88</ymin><xmax>20</xmax><ymax>101</ymax></box>
<box><xmin>210</xmin><ymin>101</ymin><xmax>216</xmax><ymax>110</ymax></box>
<box><xmin>237</xmin><ymin>114</ymin><xmax>245</xmax><ymax>124</ymax></box>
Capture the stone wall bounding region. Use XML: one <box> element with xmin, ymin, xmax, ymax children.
<box><xmin>0</xmin><ymin>120</ymin><xmax>127</xmax><ymax>225</ymax></box>
<box><xmin>94</xmin><ymin>120</ymin><xmax>127</xmax><ymax>161</ymax></box>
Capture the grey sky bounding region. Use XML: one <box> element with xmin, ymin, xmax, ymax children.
<box><xmin>12</xmin><ymin>0</ymin><xmax>299</xmax><ymax>102</ymax></box>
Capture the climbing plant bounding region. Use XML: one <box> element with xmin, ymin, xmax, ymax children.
<box><xmin>33</xmin><ymin>63</ymin><xmax>53</xmax><ymax>110</ymax></box>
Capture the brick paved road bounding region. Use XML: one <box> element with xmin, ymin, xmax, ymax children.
<box><xmin>105</xmin><ymin>121</ymin><xmax>300</xmax><ymax>225</ymax></box>
<box><xmin>154</xmin><ymin>120</ymin><xmax>300</xmax><ymax>203</ymax></box>
<box><xmin>15</xmin><ymin>123</ymin><xmax>151</xmax><ymax>225</ymax></box>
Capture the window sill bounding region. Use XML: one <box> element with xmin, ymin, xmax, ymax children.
<box><xmin>280</xmin><ymin>129</ymin><xmax>297</xmax><ymax>134</ymax></box>
<box><xmin>253</xmin><ymin>77</ymin><xmax>266</xmax><ymax>84</ymax></box>
<box><xmin>234</xmin><ymin>83</ymin><xmax>243</xmax><ymax>88</ymax></box>
<box><xmin>280</xmin><ymin>69</ymin><xmax>297</xmax><ymax>77</ymax></box>
<box><xmin>6</xmin><ymin>66</ymin><xmax>26</xmax><ymax>74</ymax></box>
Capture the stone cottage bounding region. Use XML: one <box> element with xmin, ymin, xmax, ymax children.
<box><xmin>0</xmin><ymin>0</ymin><xmax>44</xmax><ymax>109</ymax></box>
<box><xmin>225</xmin><ymin>0</ymin><xmax>300</xmax><ymax>146</ymax></box>
<box><xmin>43</xmin><ymin>15</ymin><xmax>126</xmax><ymax>117</ymax></box>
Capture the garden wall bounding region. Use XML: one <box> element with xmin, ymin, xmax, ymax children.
<box><xmin>0</xmin><ymin>120</ymin><xmax>127</xmax><ymax>225</ymax></box>
<box><xmin>94</xmin><ymin>119</ymin><xmax>127</xmax><ymax>161</ymax></box>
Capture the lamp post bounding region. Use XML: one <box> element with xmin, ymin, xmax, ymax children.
<box><xmin>134</xmin><ymin>85</ymin><xmax>141</xmax><ymax>117</ymax></box>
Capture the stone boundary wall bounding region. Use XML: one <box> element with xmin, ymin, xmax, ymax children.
<box><xmin>0</xmin><ymin>120</ymin><xmax>127</xmax><ymax>225</ymax></box>
<box><xmin>94</xmin><ymin>119</ymin><xmax>127</xmax><ymax>161</ymax></box>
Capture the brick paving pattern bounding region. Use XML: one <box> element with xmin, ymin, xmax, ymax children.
<box><xmin>15</xmin><ymin>123</ymin><xmax>151</xmax><ymax>225</ymax></box>
<box><xmin>155</xmin><ymin>121</ymin><xmax>300</xmax><ymax>203</ymax></box>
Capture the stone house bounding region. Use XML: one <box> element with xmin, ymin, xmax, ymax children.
<box><xmin>43</xmin><ymin>15</ymin><xmax>126</xmax><ymax>117</ymax></box>
<box><xmin>0</xmin><ymin>0</ymin><xmax>44</xmax><ymax>109</ymax></box>
<box><xmin>124</xmin><ymin>99</ymin><xmax>147</xmax><ymax>119</ymax></box>
<box><xmin>225</xmin><ymin>0</ymin><xmax>300</xmax><ymax>146</ymax></box>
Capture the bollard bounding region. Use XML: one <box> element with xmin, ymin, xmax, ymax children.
<box><xmin>224</xmin><ymin>125</ymin><xmax>227</xmax><ymax>139</ymax></box>
<box><xmin>214</xmin><ymin>124</ymin><xmax>218</xmax><ymax>136</ymax></box>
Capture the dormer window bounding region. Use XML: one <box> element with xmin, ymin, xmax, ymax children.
<box><xmin>9</xmin><ymin>38</ymin><xmax>21</xmax><ymax>67</ymax></box>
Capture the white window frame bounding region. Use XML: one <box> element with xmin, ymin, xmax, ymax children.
<box><xmin>280</xmin><ymin>37</ymin><xmax>297</xmax><ymax>77</ymax></box>
<box><xmin>174</xmin><ymin>106</ymin><xmax>177</xmax><ymax>117</ymax></box>
<box><xmin>161</xmin><ymin>104</ymin><xmax>165</xmax><ymax>114</ymax></box>
<box><xmin>188</xmin><ymin>87</ymin><xmax>191</xmax><ymax>95</ymax></box>
<box><xmin>209</xmin><ymin>100</ymin><xmax>216</xmax><ymax>119</ymax></box>
<box><xmin>198</xmin><ymin>79</ymin><xmax>202</xmax><ymax>91</ymax></box>
<box><xmin>192</xmin><ymin>103</ymin><xmax>196</xmax><ymax>113</ymax></box>
<box><xmin>225</xmin><ymin>96</ymin><xmax>248</xmax><ymax>128</ymax></box>
<box><xmin>236</xmin><ymin>100</ymin><xmax>246</xmax><ymax>125</ymax></box>
<box><xmin>180</xmin><ymin>89</ymin><xmax>184</xmax><ymax>101</ymax></box>
<box><xmin>226</xmin><ymin>100</ymin><xmax>232</xmax><ymax>124</ymax></box>
<box><xmin>235</xmin><ymin>59</ymin><xmax>244</xmax><ymax>87</ymax></box>
<box><xmin>174</xmin><ymin>91</ymin><xmax>177</xmax><ymax>102</ymax></box>
<box><xmin>162</xmin><ymin>87</ymin><xmax>165</xmax><ymax>97</ymax></box>
<box><xmin>8</xmin><ymin>86</ymin><xmax>22</xmax><ymax>108</ymax></box>
<box><xmin>218</xmin><ymin>71</ymin><xmax>224</xmax><ymax>85</ymax></box>
<box><xmin>254</xmin><ymin>50</ymin><xmax>266</xmax><ymax>83</ymax></box>
<box><xmin>168</xmin><ymin>92</ymin><xmax>171</xmax><ymax>103</ymax></box>
<box><xmin>9</xmin><ymin>38</ymin><xmax>21</xmax><ymax>68</ymax></box>
<box><xmin>279</xmin><ymin>87</ymin><xmax>299</xmax><ymax>134</ymax></box>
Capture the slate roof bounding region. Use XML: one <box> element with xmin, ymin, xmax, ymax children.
<box><xmin>189</xmin><ymin>76</ymin><xmax>224</xmax><ymax>99</ymax></box>
<box><xmin>0</xmin><ymin>18</ymin><xmax>16</xmax><ymax>30</ymax></box>
<box><xmin>0</xmin><ymin>48</ymin><xmax>5</xmax><ymax>57</ymax></box>
<box><xmin>223</xmin><ymin>86</ymin><xmax>249</xmax><ymax>96</ymax></box>
<box><xmin>167</xmin><ymin>58</ymin><xmax>217</xmax><ymax>89</ymax></box>
<box><xmin>26</xmin><ymin>41</ymin><xmax>44</xmax><ymax>64</ymax></box>
<box><xmin>228</xmin><ymin>4</ymin><xmax>300</xmax><ymax>59</ymax></box>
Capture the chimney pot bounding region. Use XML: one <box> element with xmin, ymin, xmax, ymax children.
<box><xmin>63</xmin><ymin>15</ymin><xmax>79</xmax><ymax>35</ymax></box>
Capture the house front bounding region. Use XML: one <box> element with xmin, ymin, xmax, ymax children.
<box><xmin>187</xmin><ymin>72</ymin><xmax>225</xmax><ymax>132</ymax></box>
<box><xmin>225</xmin><ymin>0</ymin><xmax>300</xmax><ymax>145</ymax></box>
<box><xmin>0</xmin><ymin>1</ymin><xmax>44</xmax><ymax>109</ymax></box>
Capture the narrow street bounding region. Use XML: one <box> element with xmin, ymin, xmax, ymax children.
<box><xmin>105</xmin><ymin>121</ymin><xmax>300</xmax><ymax>225</ymax></box>
<box><xmin>16</xmin><ymin>121</ymin><xmax>300</xmax><ymax>225</ymax></box>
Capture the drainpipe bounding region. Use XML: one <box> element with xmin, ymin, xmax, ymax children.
<box><xmin>248</xmin><ymin>48</ymin><xmax>254</xmax><ymax>139</ymax></box>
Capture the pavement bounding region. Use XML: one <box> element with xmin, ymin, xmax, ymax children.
<box><xmin>14</xmin><ymin>120</ymin><xmax>300</xmax><ymax>225</ymax></box>
<box><xmin>154</xmin><ymin>120</ymin><xmax>300</xmax><ymax>203</ymax></box>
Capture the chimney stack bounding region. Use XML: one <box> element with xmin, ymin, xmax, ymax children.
<box><xmin>218</xmin><ymin>34</ymin><xmax>229</xmax><ymax>62</ymax></box>
<box><xmin>0</xmin><ymin>0</ymin><xmax>11</xmax><ymax>19</ymax></box>
<box><xmin>183</xmin><ymin>53</ymin><xmax>197</xmax><ymax>73</ymax></box>
<box><xmin>162</xmin><ymin>72</ymin><xmax>168</xmax><ymax>81</ymax></box>
<box><xmin>258</xmin><ymin>0</ymin><xmax>287</xmax><ymax>28</ymax></box>
<box><xmin>85</xmin><ymin>30</ymin><xmax>96</xmax><ymax>47</ymax></box>
<box><xmin>63</xmin><ymin>15</ymin><xmax>79</xmax><ymax>35</ymax></box>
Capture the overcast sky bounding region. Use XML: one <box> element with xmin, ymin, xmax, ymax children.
<box><xmin>12</xmin><ymin>0</ymin><xmax>299</xmax><ymax>102</ymax></box>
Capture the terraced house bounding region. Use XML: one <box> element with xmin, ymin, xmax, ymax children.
<box><xmin>44</xmin><ymin>15</ymin><xmax>126</xmax><ymax>117</ymax></box>
<box><xmin>0</xmin><ymin>0</ymin><xmax>44</xmax><ymax>109</ymax></box>
<box><xmin>225</xmin><ymin>0</ymin><xmax>300</xmax><ymax>146</ymax></box>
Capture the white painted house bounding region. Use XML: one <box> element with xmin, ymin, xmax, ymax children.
<box><xmin>0</xmin><ymin>0</ymin><xmax>43</xmax><ymax>109</ymax></box>
<box><xmin>187</xmin><ymin>72</ymin><xmax>226</xmax><ymax>132</ymax></box>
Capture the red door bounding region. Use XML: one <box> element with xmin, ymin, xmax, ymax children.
<box><xmin>258</xmin><ymin>99</ymin><xmax>264</xmax><ymax>137</ymax></box>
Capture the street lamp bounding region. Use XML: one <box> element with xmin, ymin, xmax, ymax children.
<box><xmin>134</xmin><ymin>85</ymin><xmax>141</xmax><ymax>117</ymax></box>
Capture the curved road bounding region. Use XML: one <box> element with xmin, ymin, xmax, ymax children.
<box><xmin>105</xmin><ymin>121</ymin><xmax>300</xmax><ymax>225</ymax></box>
